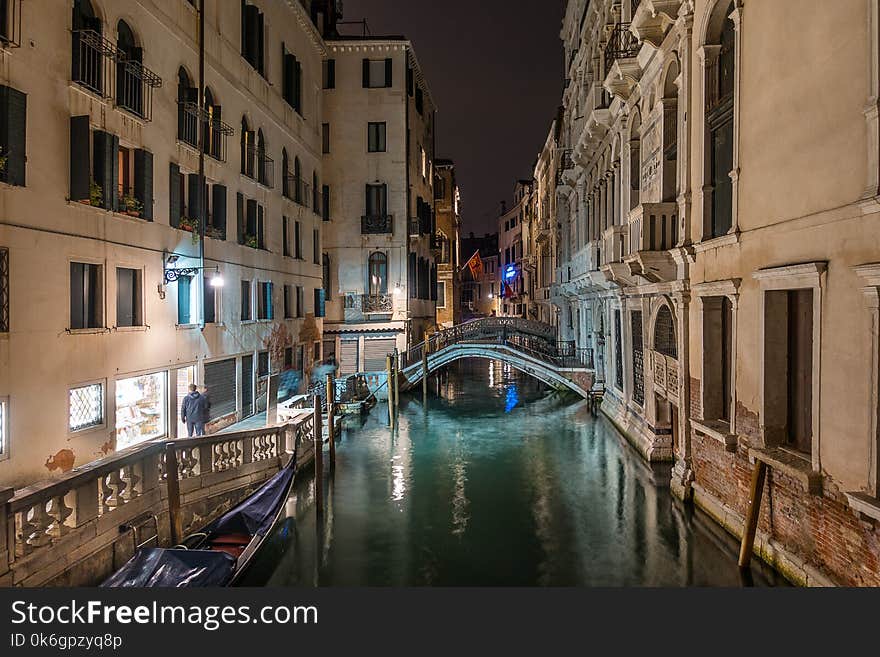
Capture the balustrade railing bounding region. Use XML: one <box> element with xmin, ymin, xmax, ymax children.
<box><xmin>362</xmin><ymin>214</ymin><xmax>394</xmax><ymax>235</ymax></box>
<box><xmin>604</xmin><ymin>22</ymin><xmax>640</xmax><ymax>78</ymax></box>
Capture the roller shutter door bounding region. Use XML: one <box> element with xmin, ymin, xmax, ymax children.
<box><xmin>339</xmin><ymin>338</ymin><xmax>359</xmax><ymax>376</ymax></box>
<box><xmin>204</xmin><ymin>359</ymin><xmax>236</xmax><ymax>421</ymax></box>
<box><xmin>364</xmin><ymin>337</ymin><xmax>396</xmax><ymax>373</ymax></box>
<box><xmin>242</xmin><ymin>354</ymin><xmax>254</xmax><ymax>418</ymax></box>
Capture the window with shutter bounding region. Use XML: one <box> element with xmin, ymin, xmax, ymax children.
<box><xmin>116</xmin><ymin>267</ymin><xmax>142</xmax><ymax>327</ymax></box>
<box><xmin>314</xmin><ymin>289</ymin><xmax>326</xmax><ymax>318</ymax></box>
<box><xmin>134</xmin><ymin>149</ymin><xmax>153</xmax><ymax>220</ymax></box>
<box><xmin>211</xmin><ymin>184</ymin><xmax>227</xmax><ymax>236</ymax></box>
<box><xmin>70</xmin><ymin>262</ymin><xmax>103</xmax><ymax>330</ymax></box>
<box><xmin>241</xmin><ymin>280</ymin><xmax>252</xmax><ymax>321</ymax></box>
<box><xmin>169</xmin><ymin>163</ymin><xmax>182</xmax><ymax>227</ymax></box>
<box><xmin>203</xmin><ymin>275</ymin><xmax>216</xmax><ymax>324</ymax></box>
<box><xmin>323</xmin><ymin>59</ymin><xmax>335</xmax><ymax>89</ymax></box>
<box><xmin>236</xmin><ymin>192</ymin><xmax>245</xmax><ymax>243</ymax></box>
<box><xmin>69</xmin><ymin>116</ymin><xmax>91</xmax><ymax>202</ymax></box>
<box><xmin>322</xmin><ymin>185</ymin><xmax>330</xmax><ymax>221</ymax></box>
<box><xmin>0</xmin><ymin>84</ymin><xmax>26</xmax><ymax>187</ymax></box>
<box><xmin>93</xmin><ymin>130</ymin><xmax>118</xmax><ymax>211</ymax></box>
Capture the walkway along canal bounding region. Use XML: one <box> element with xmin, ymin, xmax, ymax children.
<box><xmin>241</xmin><ymin>360</ymin><xmax>787</xmax><ymax>586</ymax></box>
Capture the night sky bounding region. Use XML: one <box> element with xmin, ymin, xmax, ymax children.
<box><xmin>341</xmin><ymin>0</ymin><xmax>566</xmax><ymax>235</ymax></box>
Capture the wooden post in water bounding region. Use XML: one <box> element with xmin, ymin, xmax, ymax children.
<box><xmin>313</xmin><ymin>396</ymin><xmax>324</xmax><ymax>517</ymax></box>
<box><xmin>326</xmin><ymin>374</ymin><xmax>336</xmax><ymax>468</ymax></box>
<box><xmin>165</xmin><ymin>443</ymin><xmax>183</xmax><ymax>546</ymax></box>
<box><xmin>422</xmin><ymin>349</ymin><xmax>429</xmax><ymax>405</ymax></box>
<box><xmin>386</xmin><ymin>354</ymin><xmax>395</xmax><ymax>429</ymax></box>
<box><xmin>738</xmin><ymin>460</ymin><xmax>768</xmax><ymax>568</ymax></box>
<box><xmin>393</xmin><ymin>348</ymin><xmax>400</xmax><ymax>413</ymax></box>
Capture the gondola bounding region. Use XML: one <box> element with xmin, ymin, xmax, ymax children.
<box><xmin>102</xmin><ymin>455</ymin><xmax>297</xmax><ymax>588</ymax></box>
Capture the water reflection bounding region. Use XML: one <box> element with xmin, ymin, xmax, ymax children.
<box><xmin>241</xmin><ymin>359</ymin><xmax>787</xmax><ymax>587</ymax></box>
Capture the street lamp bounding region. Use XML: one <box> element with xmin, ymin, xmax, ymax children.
<box><xmin>163</xmin><ymin>253</ymin><xmax>224</xmax><ymax>287</ymax></box>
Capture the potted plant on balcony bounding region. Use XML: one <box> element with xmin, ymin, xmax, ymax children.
<box><xmin>0</xmin><ymin>147</ymin><xmax>7</xmax><ymax>178</ymax></box>
<box><xmin>244</xmin><ymin>234</ymin><xmax>259</xmax><ymax>249</ymax></box>
<box><xmin>88</xmin><ymin>180</ymin><xmax>103</xmax><ymax>207</ymax></box>
<box><xmin>120</xmin><ymin>194</ymin><xmax>143</xmax><ymax>218</ymax></box>
<box><xmin>178</xmin><ymin>216</ymin><xmax>201</xmax><ymax>245</ymax></box>
<box><xmin>205</xmin><ymin>224</ymin><xmax>225</xmax><ymax>240</ymax></box>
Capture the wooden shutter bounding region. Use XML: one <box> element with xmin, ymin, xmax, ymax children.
<box><xmin>362</xmin><ymin>58</ymin><xmax>370</xmax><ymax>87</ymax></box>
<box><xmin>322</xmin><ymin>185</ymin><xmax>330</xmax><ymax>221</ymax></box>
<box><xmin>246</xmin><ymin>198</ymin><xmax>257</xmax><ymax>237</ymax></box>
<box><xmin>242</xmin><ymin>354</ymin><xmax>254</xmax><ymax>417</ymax></box>
<box><xmin>295</xmin><ymin>60</ymin><xmax>303</xmax><ymax>114</ymax></box>
<box><xmin>169</xmin><ymin>163</ymin><xmax>181</xmax><ymax>227</ymax></box>
<box><xmin>314</xmin><ymin>289</ymin><xmax>326</xmax><ymax>318</ymax></box>
<box><xmin>212</xmin><ymin>184</ymin><xmax>227</xmax><ymax>233</ymax></box>
<box><xmin>237</xmin><ymin>192</ymin><xmax>245</xmax><ymax>243</ymax></box>
<box><xmin>0</xmin><ymin>85</ymin><xmax>26</xmax><ymax>186</ymax></box>
<box><xmin>256</xmin><ymin>10</ymin><xmax>264</xmax><ymax>73</ymax></box>
<box><xmin>93</xmin><ymin>130</ymin><xmax>118</xmax><ymax>211</ymax></box>
<box><xmin>134</xmin><ymin>149</ymin><xmax>153</xmax><ymax>221</ymax></box>
<box><xmin>69</xmin><ymin>115</ymin><xmax>91</xmax><ymax>202</ymax></box>
<box><xmin>384</xmin><ymin>58</ymin><xmax>393</xmax><ymax>87</ymax></box>
<box><xmin>257</xmin><ymin>203</ymin><xmax>265</xmax><ymax>249</ymax></box>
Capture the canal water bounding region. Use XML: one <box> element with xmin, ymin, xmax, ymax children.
<box><xmin>242</xmin><ymin>359</ymin><xmax>786</xmax><ymax>587</ymax></box>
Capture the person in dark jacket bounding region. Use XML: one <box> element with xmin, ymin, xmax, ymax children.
<box><xmin>180</xmin><ymin>385</ymin><xmax>211</xmax><ymax>437</ymax></box>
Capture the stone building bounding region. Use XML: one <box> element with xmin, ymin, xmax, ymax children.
<box><xmin>530</xmin><ymin>114</ymin><xmax>563</xmax><ymax>328</ymax></box>
<box><xmin>552</xmin><ymin>0</ymin><xmax>880</xmax><ymax>586</ymax></box>
<box><xmin>498</xmin><ymin>181</ymin><xmax>532</xmax><ymax>318</ymax></box>
<box><xmin>320</xmin><ymin>35</ymin><xmax>437</xmax><ymax>374</ymax></box>
<box><xmin>433</xmin><ymin>159</ymin><xmax>462</xmax><ymax>328</ymax></box>
<box><xmin>460</xmin><ymin>232</ymin><xmax>499</xmax><ymax>320</ymax></box>
<box><xmin>0</xmin><ymin>0</ymin><xmax>333</xmax><ymax>487</ymax></box>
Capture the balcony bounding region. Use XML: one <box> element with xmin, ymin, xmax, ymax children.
<box><xmin>363</xmin><ymin>294</ymin><xmax>394</xmax><ymax>314</ymax></box>
<box><xmin>344</xmin><ymin>293</ymin><xmax>394</xmax><ymax>322</ymax></box>
<box><xmin>603</xmin><ymin>22</ymin><xmax>642</xmax><ymax>102</ymax></box>
<box><xmin>556</xmin><ymin>149</ymin><xmax>574</xmax><ymax>187</ymax></box>
<box><xmin>177</xmin><ymin>102</ymin><xmax>234</xmax><ymax>161</ymax></box>
<box><xmin>72</xmin><ymin>30</ymin><xmax>117</xmax><ymax>98</ymax></box>
<box><xmin>116</xmin><ymin>60</ymin><xmax>162</xmax><ymax>122</ymax></box>
<box><xmin>362</xmin><ymin>214</ymin><xmax>394</xmax><ymax>235</ymax></box>
<box><xmin>624</xmin><ymin>202</ymin><xmax>678</xmax><ymax>283</ymax></box>
<box><xmin>604</xmin><ymin>23</ymin><xmax>641</xmax><ymax>79</ymax></box>
<box><xmin>283</xmin><ymin>175</ymin><xmax>311</xmax><ymax>208</ymax></box>
<box><xmin>651</xmin><ymin>350</ymin><xmax>680</xmax><ymax>400</ymax></box>
<box><xmin>631</xmin><ymin>1</ymin><xmax>683</xmax><ymax>48</ymax></box>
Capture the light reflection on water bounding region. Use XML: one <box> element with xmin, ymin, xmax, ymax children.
<box><xmin>241</xmin><ymin>359</ymin><xmax>787</xmax><ymax>587</ymax></box>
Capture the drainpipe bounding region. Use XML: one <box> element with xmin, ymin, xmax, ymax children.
<box><xmin>198</xmin><ymin>0</ymin><xmax>207</xmax><ymax>330</ymax></box>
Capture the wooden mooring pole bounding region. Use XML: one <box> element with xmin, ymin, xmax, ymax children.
<box><xmin>422</xmin><ymin>333</ymin><xmax>429</xmax><ymax>405</ymax></box>
<box><xmin>326</xmin><ymin>374</ymin><xmax>336</xmax><ymax>468</ymax></box>
<box><xmin>393</xmin><ymin>348</ymin><xmax>400</xmax><ymax>413</ymax></box>
<box><xmin>313</xmin><ymin>396</ymin><xmax>324</xmax><ymax>517</ymax></box>
<box><xmin>738</xmin><ymin>460</ymin><xmax>767</xmax><ymax>568</ymax></box>
<box><xmin>165</xmin><ymin>442</ymin><xmax>183</xmax><ymax>546</ymax></box>
<box><xmin>386</xmin><ymin>355</ymin><xmax>395</xmax><ymax>430</ymax></box>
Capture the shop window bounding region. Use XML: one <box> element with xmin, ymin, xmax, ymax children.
<box><xmin>69</xmin><ymin>382</ymin><xmax>104</xmax><ymax>432</ymax></box>
<box><xmin>175</xmin><ymin>366</ymin><xmax>197</xmax><ymax>438</ymax></box>
<box><xmin>70</xmin><ymin>262</ymin><xmax>103</xmax><ymax>330</ymax></box>
<box><xmin>241</xmin><ymin>280</ymin><xmax>252</xmax><ymax>321</ymax></box>
<box><xmin>116</xmin><ymin>372</ymin><xmax>167</xmax><ymax>448</ymax></box>
<box><xmin>368</xmin><ymin>122</ymin><xmax>386</xmax><ymax>152</ymax></box>
<box><xmin>115</xmin><ymin>267</ymin><xmax>142</xmax><ymax>327</ymax></box>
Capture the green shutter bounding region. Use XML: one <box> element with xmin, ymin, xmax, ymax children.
<box><xmin>169</xmin><ymin>163</ymin><xmax>181</xmax><ymax>227</ymax></box>
<box><xmin>134</xmin><ymin>149</ymin><xmax>153</xmax><ymax>221</ymax></box>
<box><xmin>69</xmin><ymin>116</ymin><xmax>90</xmax><ymax>202</ymax></box>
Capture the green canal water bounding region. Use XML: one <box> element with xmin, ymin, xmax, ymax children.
<box><xmin>242</xmin><ymin>359</ymin><xmax>786</xmax><ymax>587</ymax></box>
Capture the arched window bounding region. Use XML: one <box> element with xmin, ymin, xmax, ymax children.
<box><xmin>116</xmin><ymin>20</ymin><xmax>143</xmax><ymax>117</ymax></box>
<box><xmin>282</xmin><ymin>149</ymin><xmax>290</xmax><ymax>198</ymax></box>
<box><xmin>177</xmin><ymin>67</ymin><xmax>196</xmax><ymax>146</ymax></box>
<box><xmin>705</xmin><ymin>0</ymin><xmax>736</xmax><ymax>239</ymax></box>
<box><xmin>294</xmin><ymin>157</ymin><xmax>302</xmax><ymax>204</ymax></box>
<box><xmin>368</xmin><ymin>252</ymin><xmax>388</xmax><ymax>296</ymax></box>
<box><xmin>629</xmin><ymin>110</ymin><xmax>642</xmax><ymax>211</ymax></box>
<box><xmin>322</xmin><ymin>254</ymin><xmax>331</xmax><ymax>300</ymax></box>
<box><xmin>203</xmin><ymin>87</ymin><xmax>222</xmax><ymax>159</ymax></box>
<box><xmin>241</xmin><ymin>116</ymin><xmax>254</xmax><ymax>177</ymax></box>
<box><xmin>654</xmin><ymin>305</ymin><xmax>677</xmax><ymax>358</ymax></box>
<box><xmin>72</xmin><ymin>0</ymin><xmax>103</xmax><ymax>94</ymax></box>
<box><xmin>662</xmin><ymin>60</ymin><xmax>680</xmax><ymax>204</ymax></box>
<box><xmin>256</xmin><ymin>129</ymin><xmax>267</xmax><ymax>185</ymax></box>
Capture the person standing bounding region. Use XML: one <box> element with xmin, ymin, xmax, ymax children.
<box><xmin>180</xmin><ymin>384</ymin><xmax>210</xmax><ymax>437</ymax></box>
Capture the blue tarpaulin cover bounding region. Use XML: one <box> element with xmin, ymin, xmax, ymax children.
<box><xmin>101</xmin><ymin>548</ymin><xmax>236</xmax><ymax>588</ymax></box>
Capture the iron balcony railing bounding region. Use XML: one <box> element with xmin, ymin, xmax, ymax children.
<box><xmin>556</xmin><ymin>149</ymin><xmax>574</xmax><ymax>186</ymax></box>
<box><xmin>362</xmin><ymin>214</ymin><xmax>393</xmax><ymax>235</ymax></box>
<box><xmin>72</xmin><ymin>29</ymin><xmax>116</xmax><ymax>97</ymax></box>
<box><xmin>116</xmin><ymin>59</ymin><xmax>162</xmax><ymax>121</ymax></box>
<box><xmin>604</xmin><ymin>22</ymin><xmax>640</xmax><ymax>79</ymax></box>
<box><xmin>363</xmin><ymin>294</ymin><xmax>394</xmax><ymax>314</ymax></box>
<box><xmin>177</xmin><ymin>102</ymin><xmax>234</xmax><ymax>161</ymax></box>
<box><xmin>283</xmin><ymin>175</ymin><xmax>311</xmax><ymax>207</ymax></box>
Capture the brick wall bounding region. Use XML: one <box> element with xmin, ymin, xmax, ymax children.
<box><xmin>692</xmin><ymin>431</ymin><xmax>880</xmax><ymax>586</ymax></box>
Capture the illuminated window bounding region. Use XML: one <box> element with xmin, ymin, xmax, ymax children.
<box><xmin>69</xmin><ymin>382</ymin><xmax>104</xmax><ymax>432</ymax></box>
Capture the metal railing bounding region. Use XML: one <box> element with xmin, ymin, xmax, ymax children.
<box><xmin>283</xmin><ymin>175</ymin><xmax>310</xmax><ymax>207</ymax></box>
<box><xmin>604</xmin><ymin>22</ymin><xmax>640</xmax><ymax>78</ymax></box>
<box><xmin>177</xmin><ymin>102</ymin><xmax>234</xmax><ymax>161</ymax></box>
<box><xmin>72</xmin><ymin>30</ymin><xmax>116</xmax><ymax>97</ymax></box>
<box><xmin>556</xmin><ymin>149</ymin><xmax>574</xmax><ymax>186</ymax></box>
<box><xmin>362</xmin><ymin>214</ymin><xmax>393</xmax><ymax>234</ymax></box>
<box><xmin>363</xmin><ymin>294</ymin><xmax>394</xmax><ymax>314</ymax></box>
<box><xmin>116</xmin><ymin>59</ymin><xmax>162</xmax><ymax>121</ymax></box>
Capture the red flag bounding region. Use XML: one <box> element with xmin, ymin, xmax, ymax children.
<box><xmin>464</xmin><ymin>251</ymin><xmax>484</xmax><ymax>280</ymax></box>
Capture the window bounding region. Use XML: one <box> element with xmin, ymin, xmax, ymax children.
<box><xmin>314</xmin><ymin>288</ymin><xmax>326</xmax><ymax>318</ymax></box>
<box><xmin>369</xmin><ymin>252</ymin><xmax>388</xmax><ymax>296</ymax></box>
<box><xmin>294</xmin><ymin>220</ymin><xmax>303</xmax><ymax>259</ymax></box>
<box><xmin>258</xmin><ymin>351</ymin><xmax>270</xmax><ymax>377</ymax></box>
<box><xmin>363</xmin><ymin>58</ymin><xmax>392</xmax><ymax>88</ymax></box>
<box><xmin>284</xmin><ymin>347</ymin><xmax>293</xmax><ymax>370</ymax></box>
<box><xmin>701</xmin><ymin>295</ymin><xmax>734</xmax><ymax>424</ymax></box>
<box><xmin>241</xmin><ymin>116</ymin><xmax>255</xmax><ymax>178</ymax></box>
<box><xmin>313</xmin><ymin>229</ymin><xmax>320</xmax><ymax>265</ymax></box>
<box><xmin>177</xmin><ymin>275</ymin><xmax>193</xmax><ymax>325</ymax></box>
<box><xmin>177</xmin><ymin>68</ymin><xmax>198</xmax><ymax>148</ymax></box>
<box><xmin>415</xmin><ymin>85</ymin><xmax>424</xmax><ymax>115</ymax></box>
<box><xmin>69</xmin><ymin>382</ymin><xmax>104</xmax><ymax>432</ymax></box>
<box><xmin>322</xmin><ymin>123</ymin><xmax>330</xmax><ymax>154</ymax></box>
<box><xmin>0</xmin><ymin>396</ymin><xmax>6</xmax><ymax>460</ymax></box>
<box><xmin>282</xmin><ymin>44</ymin><xmax>302</xmax><ymax>113</ymax></box>
<box><xmin>241</xmin><ymin>1</ymin><xmax>265</xmax><ymax>75</ymax></box>
<box><xmin>0</xmin><ymin>247</ymin><xmax>7</xmax><ymax>333</ymax></box>
<box><xmin>116</xmin><ymin>268</ymin><xmax>142</xmax><ymax>327</ymax></box>
<box><xmin>614</xmin><ymin>309</ymin><xmax>623</xmax><ymax>390</ymax></box>
<box><xmin>72</xmin><ymin>0</ymin><xmax>104</xmax><ymax>95</ymax></box>
<box><xmin>242</xmin><ymin>198</ymin><xmax>265</xmax><ymax>249</ymax></box>
<box><xmin>116</xmin><ymin>372</ymin><xmax>167</xmax><ymax>448</ymax></box>
<box><xmin>323</xmin><ymin>59</ymin><xmax>336</xmax><ymax>89</ymax></box>
<box><xmin>366</xmin><ymin>184</ymin><xmax>387</xmax><ymax>217</ymax></box>
<box><xmin>70</xmin><ymin>262</ymin><xmax>103</xmax><ymax>329</ymax></box>
<box><xmin>322</xmin><ymin>185</ymin><xmax>331</xmax><ymax>221</ymax></box>
<box><xmin>284</xmin><ymin>284</ymin><xmax>293</xmax><ymax>319</ymax></box>
<box><xmin>241</xmin><ymin>280</ymin><xmax>252</xmax><ymax>321</ymax></box>
<box><xmin>282</xmin><ymin>216</ymin><xmax>291</xmax><ymax>257</ymax></box>
<box><xmin>296</xmin><ymin>285</ymin><xmax>304</xmax><ymax>318</ymax></box>
<box><xmin>313</xmin><ymin>172</ymin><xmax>320</xmax><ymax>214</ymax></box>
<box><xmin>420</xmin><ymin>145</ymin><xmax>427</xmax><ymax>178</ymax></box>
<box><xmin>322</xmin><ymin>253</ymin><xmax>331</xmax><ymax>300</ymax></box>
<box><xmin>368</xmin><ymin>122</ymin><xmax>386</xmax><ymax>152</ymax></box>
<box><xmin>257</xmin><ymin>281</ymin><xmax>273</xmax><ymax>320</ymax></box>
<box><xmin>437</xmin><ymin>281</ymin><xmax>447</xmax><ymax>308</ymax></box>
<box><xmin>0</xmin><ymin>84</ymin><xmax>27</xmax><ymax>186</ymax></box>
<box><xmin>203</xmin><ymin>275</ymin><xmax>217</xmax><ymax>324</ymax></box>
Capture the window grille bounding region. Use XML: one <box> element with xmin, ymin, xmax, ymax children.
<box><xmin>69</xmin><ymin>383</ymin><xmax>103</xmax><ymax>432</ymax></box>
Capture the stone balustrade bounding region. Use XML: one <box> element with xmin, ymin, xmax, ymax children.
<box><xmin>0</xmin><ymin>415</ymin><xmax>318</xmax><ymax>587</ymax></box>
<box><xmin>651</xmin><ymin>350</ymin><xmax>680</xmax><ymax>399</ymax></box>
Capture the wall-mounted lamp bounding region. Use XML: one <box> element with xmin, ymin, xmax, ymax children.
<box><xmin>163</xmin><ymin>252</ymin><xmax>224</xmax><ymax>286</ymax></box>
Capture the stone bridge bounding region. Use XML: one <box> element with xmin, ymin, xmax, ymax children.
<box><xmin>398</xmin><ymin>318</ymin><xmax>596</xmax><ymax>398</ymax></box>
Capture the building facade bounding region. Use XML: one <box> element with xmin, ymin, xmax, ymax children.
<box><xmin>433</xmin><ymin>159</ymin><xmax>461</xmax><ymax>328</ymax></box>
<box><xmin>460</xmin><ymin>232</ymin><xmax>499</xmax><ymax>320</ymax></box>
<box><xmin>0</xmin><ymin>0</ymin><xmax>334</xmax><ymax>487</ymax></box>
<box><xmin>530</xmin><ymin>115</ymin><xmax>562</xmax><ymax>328</ymax></box>
<box><xmin>552</xmin><ymin>0</ymin><xmax>880</xmax><ymax>586</ymax></box>
<box><xmin>320</xmin><ymin>36</ymin><xmax>437</xmax><ymax>375</ymax></box>
<box><xmin>498</xmin><ymin>182</ymin><xmax>532</xmax><ymax>318</ymax></box>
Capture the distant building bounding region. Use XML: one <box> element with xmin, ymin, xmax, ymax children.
<box><xmin>529</xmin><ymin>112</ymin><xmax>562</xmax><ymax>327</ymax></box>
<box><xmin>498</xmin><ymin>182</ymin><xmax>533</xmax><ymax>318</ymax></box>
<box><xmin>321</xmin><ymin>35</ymin><xmax>437</xmax><ymax>374</ymax></box>
<box><xmin>433</xmin><ymin>160</ymin><xmax>462</xmax><ymax>328</ymax></box>
<box><xmin>460</xmin><ymin>233</ymin><xmax>499</xmax><ymax>320</ymax></box>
